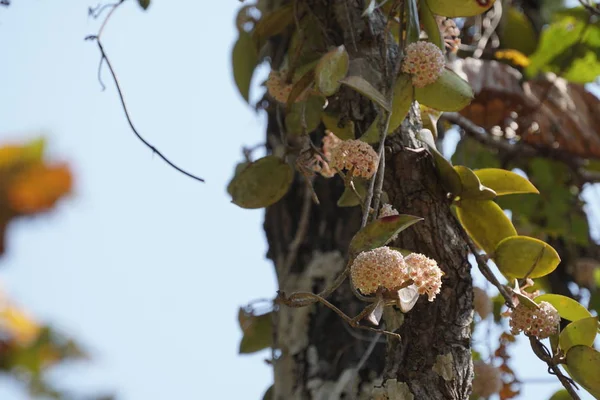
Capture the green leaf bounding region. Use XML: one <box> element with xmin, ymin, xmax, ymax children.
<box><xmin>349</xmin><ymin>215</ymin><xmax>423</xmax><ymax>256</ymax></box>
<box><xmin>228</xmin><ymin>156</ymin><xmax>293</xmax><ymax>209</ymax></box>
<box><xmin>239</xmin><ymin>310</ymin><xmax>273</xmax><ymax>354</ymax></box>
<box><xmin>456</xmin><ymin>199</ymin><xmax>517</xmax><ymax>255</ymax></box>
<box><xmin>359</xmin><ymin>115</ymin><xmax>382</xmax><ymax>144</ymax></box>
<box><xmin>420</xmin><ymin>105</ymin><xmax>442</xmax><ymax>137</ymax></box>
<box><xmin>232</xmin><ymin>31</ymin><xmax>258</xmax><ymax>102</ymax></box>
<box><xmin>416</xmin><ymin>129</ymin><xmax>462</xmax><ymax>195</ymax></box>
<box><xmin>425</xmin><ymin>0</ymin><xmax>495</xmax><ymax>17</ymax></box>
<box><xmin>535</xmin><ymin>294</ymin><xmax>593</xmax><ymax>322</ymax></box>
<box><xmin>494</xmin><ymin>236</ymin><xmax>561</xmax><ymax>279</ymax></box>
<box><xmin>286</xmin><ymin>69</ymin><xmax>315</xmax><ymax>108</ymax></box>
<box><xmin>405</xmin><ymin>0</ymin><xmax>421</xmax><ymax>44</ymax></box>
<box><xmin>500</xmin><ymin>7</ymin><xmax>538</xmax><ymax>55</ymax></box>
<box><xmin>285</xmin><ymin>95</ymin><xmax>326</xmax><ymax>135</ymax></box>
<box><xmin>315</xmin><ymin>46</ymin><xmax>350</xmax><ymax>96</ymax></box>
<box><xmin>565</xmin><ymin>345</ymin><xmax>600</xmax><ymax>398</ymax></box>
<box><xmin>421</xmin><ymin>1</ymin><xmax>443</xmax><ymax>50</ymax></box>
<box><xmin>549</xmin><ymin>389</ymin><xmax>572</xmax><ymax>400</ymax></box>
<box><xmin>252</xmin><ymin>3</ymin><xmax>294</xmax><ymax>48</ymax></box>
<box><xmin>454</xmin><ymin>166</ymin><xmax>497</xmax><ymax>200</ymax></box>
<box><xmin>340</xmin><ymin>76</ymin><xmax>391</xmax><ymax>112</ymax></box>
<box><xmin>322</xmin><ymin>112</ymin><xmax>355</xmax><ymax>140</ymax></box>
<box><xmin>474</xmin><ymin>168</ymin><xmax>539</xmax><ymax>196</ymax></box>
<box><xmin>388</xmin><ymin>74</ymin><xmax>414</xmax><ymax>133</ymax></box>
<box><xmin>559</xmin><ymin>317</ymin><xmax>598</xmax><ymax>353</ymax></box>
<box><xmin>337</xmin><ymin>179</ymin><xmax>367</xmax><ymax>207</ymax></box>
<box><xmin>415</xmin><ymin>69</ymin><xmax>474</xmax><ymax>112</ymax></box>
<box><xmin>137</xmin><ymin>0</ymin><xmax>150</xmax><ymax>10</ymax></box>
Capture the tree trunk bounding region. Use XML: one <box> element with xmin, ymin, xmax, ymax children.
<box><xmin>264</xmin><ymin>1</ymin><xmax>474</xmax><ymax>399</ymax></box>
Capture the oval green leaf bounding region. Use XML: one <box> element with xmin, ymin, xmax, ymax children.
<box><xmin>421</xmin><ymin>1</ymin><xmax>443</xmax><ymax>50</ymax></box>
<box><xmin>252</xmin><ymin>3</ymin><xmax>294</xmax><ymax>47</ymax></box>
<box><xmin>405</xmin><ymin>0</ymin><xmax>421</xmax><ymax>44</ymax></box>
<box><xmin>454</xmin><ymin>166</ymin><xmax>497</xmax><ymax>200</ymax></box>
<box><xmin>315</xmin><ymin>45</ymin><xmax>350</xmax><ymax>96</ymax></box>
<box><xmin>340</xmin><ymin>76</ymin><xmax>391</xmax><ymax>112</ymax></box>
<box><xmin>232</xmin><ymin>31</ymin><xmax>258</xmax><ymax>102</ymax></box>
<box><xmin>494</xmin><ymin>236</ymin><xmax>561</xmax><ymax>279</ymax></box>
<box><xmin>359</xmin><ymin>115</ymin><xmax>381</xmax><ymax>144</ymax></box>
<box><xmin>416</xmin><ymin>129</ymin><xmax>462</xmax><ymax>195</ymax></box>
<box><xmin>415</xmin><ymin>69</ymin><xmax>474</xmax><ymax>112</ymax></box>
<box><xmin>565</xmin><ymin>345</ymin><xmax>600</xmax><ymax>398</ymax></box>
<box><xmin>534</xmin><ymin>294</ymin><xmax>593</xmax><ymax>322</ymax></box>
<box><xmin>322</xmin><ymin>112</ymin><xmax>355</xmax><ymax>140</ymax></box>
<box><xmin>228</xmin><ymin>156</ymin><xmax>293</xmax><ymax>209</ymax></box>
<box><xmin>239</xmin><ymin>310</ymin><xmax>273</xmax><ymax>354</ymax></box>
<box><xmin>549</xmin><ymin>389</ymin><xmax>572</xmax><ymax>400</ymax></box>
<box><xmin>349</xmin><ymin>214</ymin><xmax>423</xmax><ymax>256</ymax></box>
<box><xmin>559</xmin><ymin>317</ymin><xmax>598</xmax><ymax>353</ymax></box>
<box><xmin>388</xmin><ymin>74</ymin><xmax>414</xmax><ymax>133</ymax></box>
<box><xmin>456</xmin><ymin>199</ymin><xmax>517</xmax><ymax>255</ymax></box>
<box><xmin>474</xmin><ymin>168</ymin><xmax>539</xmax><ymax>196</ymax></box>
<box><xmin>426</xmin><ymin>0</ymin><xmax>495</xmax><ymax>17</ymax></box>
<box><xmin>285</xmin><ymin>95</ymin><xmax>326</xmax><ymax>136</ymax></box>
<box><xmin>337</xmin><ymin>179</ymin><xmax>367</xmax><ymax>207</ymax></box>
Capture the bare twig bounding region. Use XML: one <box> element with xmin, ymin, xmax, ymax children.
<box><xmin>283</xmin><ymin>185</ymin><xmax>312</xmax><ymax>270</ymax></box>
<box><xmin>86</xmin><ymin>2</ymin><xmax>205</xmax><ymax>183</ymax></box>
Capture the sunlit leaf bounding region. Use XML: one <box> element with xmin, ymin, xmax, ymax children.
<box><xmin>228</xmin><ymin>156</ymin><xmax>293</xmax><ymax>209</ymax></box>
<box><xmin>549</xmin><ymin>389</ymin><xmax>572</xmax><ymax>400</ymax></box>
<box><xmin>388</xmin><ymin>74</ymin><xmax>413</xmax><ymax>133</ymax></box>
<box><xmin>349</xmin><ymin>214</ymin><xmax>423</xmax><ymax>256</ymax></box>
<box><xmin>559</xmin><ymin>317</ymin><xmax>598</xmax><ymax>353</ymax></box>
<box><xmin>8</xmin><ymin>165</ymin><xmax>72</xmax><ymax>214</ymax></box>
<box><xmin>456</xmin><ymin>199</ymin><xmax>517</xmax><ymax>255</ymax></box>
<box><xmin>315</xmin><ymin>46</ymin><xmax>350</xmax><ymax>96</ymax></box>
<box><xmin>565</xmin><ymin>345</ymin><xmax>600</xmax><ymax>398</ymax></box>
<box><xmin>500</xmin><ymin>7</ymin><xmax>538</xmax><ymax>55</ymax></box>
<box><xmin>474</xmin><ymin>168</ymin><xmax>539</xmax><ymax>196</ymax></box>
<box><xmin>232</xmin><ymin>31</ymin><xmax>258</xmax><ymax>102</ymax></box>
<box><xmin>425</xmin><ymin>0</ymin><xmax>495</xmax><ymax>17</ymax></box>
<box><xmin>405</xmin><ymin>0</ymin><xmax>420</xmax><ymax>44</ymax></box>
<box><xmin>534</xmin><ymin>294</ymin><xmax>592</xmax><ymax>322</ymax></box>
<box><xmin>494</xmin><ymin>236</ymin><xmax>560</xmax><ymax>279</ymax></box>
<box><xmin>454</xmin><ymin>166</ymin><xmax>497</xmax><ymax>200</ymax></box>
<box><xmin>421</xmin><ymin>1</ymin><xmax>443</xmax><ymax>50</ymax></box>
<box><xmin>416</xmin><ymin>129</ymin><xmax>462</xmax><ymax>195</ymax></box>
<box><xmin>415</xmin><ymin>69</ymin><xmax>474</xmax><ymax>112</ymax></box>
<box><xmin>340</xmin><ymin>76</ymin><xmax>391</xmax><ymax>111</ymax></box>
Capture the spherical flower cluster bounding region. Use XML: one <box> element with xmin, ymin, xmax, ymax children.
<box><xmin>436</xmin><ymin>17</ymin><xmax>461</xmax><ymax>52</ymax></box>
<box><xmin>329</xmin><ymin>139</ymin><xmax>379</xmax><ymax>179</ymax></box>
<box><xmin>405</xmin><ymin>253</ymin><xmax>443</xmax><ymax>301</ymax></box>
<box><xmin>473</xmin><ymin>287</ymin><xmax>492</xmax><ymax>319</ymax></box>
<box><xmin>401</xmin><ymin>41</ymin><xmax>446</xmax><ymax>88</ymax></box>
<box><xmin>509</xmin><ymin>301</ymin><xmax>560</xmax><ymax>339</ymax></box>
<box><xmin>266</xmin><ymin>70</ymin><xmax>310</xmax><ymax>104</ymax></box>
<box><xmin>472</xmin><ymin>361</ymin><xmax>503</xmax><ymax>399</ymax></box>
<box><xmin>350</xmin><ymin>247</ymin><xmax>409</xmax><ymax>295</ymax></box>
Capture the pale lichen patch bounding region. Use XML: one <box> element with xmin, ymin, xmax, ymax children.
<box><xmin>432</xmin><ymin>352</ymin><xmax>455</xmax><ymax>381</ymax></box>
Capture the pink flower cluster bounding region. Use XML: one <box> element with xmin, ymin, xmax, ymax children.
<box><xmin>405</xmin><ymin>253</ymin><xmax>443</xmax><ymax>301</ymax></box>
<box><xmin>266</xmin><ymin>70</ymin><xmax>310</xmax><ymax>104</ymax></box>
<box><xmin>401</xmin><ymin>41</ymin><xmax>445</xmax><ymax>88</ymax></box>
<box><xmin>472</xmin><ymin>361</ymin><xmax>503</xmax><ymax>398</ymax></box>
<box><xmin>350</xmin><ymin>248</ymin><xmax>443</xmax><ymax>302</ymax></box>
<box><xmin>329</xmin><ymin>139</ymin><xmax>379</xmax><ymax>179</ymax></box>
<box><xmin>436</xmin><ymin>17</ymin><xmax>461</xmax><ymax>52</ymax></box>
<box><xmin>509</xmin><ymin>301</ymin><xmax>560</xmax><ymax>339</ymax></box>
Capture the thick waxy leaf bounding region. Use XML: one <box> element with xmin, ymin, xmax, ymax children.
<box><xmin>549</xmin><ymin>389</ymin><xmax>571</xmax><ymax>400</ymax></box>
<box><xmin>456</xmin><ymin>199</ymin><xmax>517</xmax><ymax>255</ymax></box>
<box><xmin>566</xmin><ymin>345</ymin><xmax>600</xmax><ymax>398</ymax></box>
<box><xmin>232</xmin><ymin>31</ymin><xmax>258</xmax><ymax>102</ymax></box>
<box><xmin>420</xmin><ymin>105</ymin><xmax>442</xmax><ymax>137</ymax></box>
<box><xmin>534</xmin><ymin>294</ymin><xmax>592</xmax><ymax>322</ymax></box>
<box><xmin>340</xmin><ymin>76</ymin><xmax>391</xmax><ymax>111</ymax></box>
<box><xmin>559</xmin><ymin>317</ymin><xmax>598</xmax><ymax>353</ymax></box>
<box><xmin>494</xmin><ymin>236</ymin><xmax>560</xmax><ymax>279</ymax></box>
<box><xmin>238</xmin><ymin>310</ymin><xmax>272</xmax><ymax>354</ymax></box>
<box><xmin>349</xmin><ymin>214</ymin><xmax>423</xmax><ymax>256</ymax></box>
<box><xmin>322</xmin><ymin>112</ymin><xmax>355</xmax><ymax>140</ymax></box>
<box><xmin>137</xmin><ymin>0</ymin><xmax>150</xmax><ymax>10</ymax></box>
<box><xmin>388</xmin><ymin>74</ymin><xmax>413</xmax><ymax>133</ymax></box>
<box><xmin>359</xmin><ymin>115</ymin><xmax>381</xmax><ymax>144</ymax></box>
<box><xmin>228</xmin><ymin>156</ymin><xmax>293</xmax><ymax>209</ymax></box>
<box><xmin>415</xmin><ymin>69</ymin><xmax>474</xmax><ymax>112</ymax></box>
<box><xmin>500</xmin><ymin>7</ymin><xmax>538</xmax><ymax>56</ymax></box>
<box><xmin>405</xmin><ymin>0</ymin><xmax>420</xmax><ymax>44</ymax></box>
<box><xmin>474</xmin><ymin>168</ymin><xmax>539</xmax><ymax>196</ymax></box>
<box><xmin>454</xmin><ymin>166</ymin><xmax>497</xmax><ymax>200</ymax></box>
<box><xmin>315</xmin><ymin>46</ymin><xmax>350</xmax><ymax>96</ymax></box>
<box><xmin>337</xmin><ymin>179</ymin><xmax>367</xmax><ymax>207</ymax></box>
<box><xmin>416</xmin><ymin>129</ymin><xmax>462</xmax><ymax>195</ymax></box>
<box><xmin>426</xmin><ymin>0</ymin><xmax>495</xmax><ymax>17</ymax></box>
<box><xmin>285</xmin><ymin>95</ymin><xmax>326</xmax><ymax>135</ymax></box>
<box><xmin>286</xmin><ymin>69</ymin><xmax>315</xmax><ymax>108</ymax></box>
<box><xmin>252</xmin><ymin>3</ymin><xmax>294</xmax><ymax>47</ymax></box>
<box><xmin>421</xmin><ymin>1</ymin><xmax>443</xmax><ymax>50</ymax></box>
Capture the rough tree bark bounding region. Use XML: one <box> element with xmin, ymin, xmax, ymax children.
<box><xmin>264</xmin><ymin>1</ymin><xmax>474</xmax><ymax>399</ymax></box>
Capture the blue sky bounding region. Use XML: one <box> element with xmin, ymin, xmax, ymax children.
<box><xmin>0</xmin><ymin>1</ymin><xmax>594</xmax><ymax>399</ymax></box>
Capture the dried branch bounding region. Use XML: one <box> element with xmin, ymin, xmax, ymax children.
<box><xmin>86</xmin><ymin>1</ymin><xmax>205</xmax><ymax>183</ymax></box>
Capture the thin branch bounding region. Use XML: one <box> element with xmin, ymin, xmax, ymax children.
<box><xmin>578</xmin><ymin>0</ymin><xmax>600</xmax><ymax>17</ymax></box>
<box><xmin>283</xmin><ymin>185</ymin><xmax>312</xmax><ymax>270</ymax></box>
<box><xmin>86</xmin><ymin>2</ymin><xmax>205</xmax><ymax>183</ymax></box>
